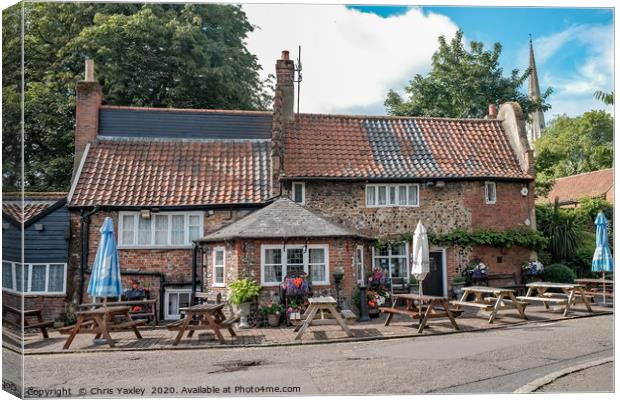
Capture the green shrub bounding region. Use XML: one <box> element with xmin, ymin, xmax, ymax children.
<box><xmin>228</xmin><ymin>278</ymin><xmax>261</xmax><ymax>305</ymax></box>
<box><xmin>542</xmin><ymin>263</ymin><xmax>576</xmax><ymax>283</ymax></box>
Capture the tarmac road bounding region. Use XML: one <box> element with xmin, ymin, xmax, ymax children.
<box><xmin>11</xmin><ymin>313</ymin><xmax>614</xmax><ymax>396</ymax></box>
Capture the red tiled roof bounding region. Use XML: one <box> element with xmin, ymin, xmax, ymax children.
<box><xmin>538</xmin><ymin>168</ymin><xmax>614</xmax><ymax>205</ymax></box>
<box><xmin>283</xmin><ymin>114</ymin><xmax>531</xmax><ymax>180</ymax></box>
<box><xmin>69</xmin><ymin>139</ymin><xmax>270</xmax><ymax>207</ymax></box>
<box><xmin>2</xmin><ymin>192</ymin><xmax>67</xmax><ymax>223</ymax></box>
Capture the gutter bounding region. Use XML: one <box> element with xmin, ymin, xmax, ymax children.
<box><xmin>280</xmin><ymin>176</ymin><xmax>534</xmax><ymax>183</ymax></box>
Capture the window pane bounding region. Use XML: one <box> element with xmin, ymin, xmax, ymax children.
<box><xmin>391</xmin><ymin>243</ymin><xmax>406</xmax><ymax>256</ymax></box>
<box><xmin>15</xmin><ymin>263</ymin><xmax>23</xmax><ymax>292</ymax></box>
<box><xmin>179</xmin><ymin>293</ymin><xmax>191</xmax><ymax>309</ymax></box>
<box><xmin>389</xmin><ymin>186</ymin><xmax>397</xmax><ymax>205</ymax></box>
<box><xmin>378</xmin><ymin>186</ymin><xmax>387</xmax><ymax>205</ymax></box>
<box><xmin>408</xmin><ymin>185</ymin><xmax>418</xmax><ymax>206</ymax></box>
<box><xmin>398</xmin><ymin>185</ymin><xmax>407</xmax><ymax>205</ymax></box>
<box><xmin>2</xmin><ymin>262</ymin><xmax>13</xmax><ymax>289</ymax></box>
<box><xmin>366</xmin><ymin>186</ymin><xmax>376</xmax><ymax>206</ymax></box>
<box><xmin>310</xmin><ymin>264</ymin><xmax>326</xmax><ymax>283</ymax></box>
<box><xmin>122</xmin><ymin>215</ymin><xmax>135</xmax><ymax>245</ymax></box>
<box><xmin>215</xmin><ymin>266</ymin><xmax>224</xmax><ymax>283</ymax></box>
<box><xmin>215</xmin><ymin>250</ymin><xmax>224</xmax><ymax>266</ymax></box>
<box><xmin>263</xmin><ymin>265</ymin><xmax>281</xmax><ymax>283</ymax></box>
<box><xmin>309</xmin><ymin>248</ymin><xmax>325</xmax><ymax>264</ymax></box>
<box><xmin>154</xmin><ymin>215</ymin><xmax>168</xmax><ymax>245</ymax></box>
<box><xmin>188</xmin><ymin>215</ymin><xmax>201</xmax><ymax>241</ymax></box>
<box><xmin>171</xmin><ymin>215</ymin><xmax>185</xmax><ymax>245</ymax></box>
<box><xmin>391</xmin><ymin>258</ymin><xmax>407</xmax><ymax>278</ymax></box>
<box><xmin>356</xmin><ymin>248</ymin><xmax>364</xmax><ymax>282</ymax></box>
<box><xmin>265</xmin><ymin>249</ymin><xmax>281</xmax><ymax>264</ymax></box>
<box><xmin>31</xmin><ymin>265</ymin><xmax>46</xmax><ymax>292</ymax></box>
<box><xmin>286</xmin><ymin>248</ymin><xmax>304</xmax><ymax>276</ymax></box>
<box><xmin>293</xmin><ymin>183</ymin><xmax>303</xmax><ymax>203</ymax></box>
<box><xmin>138</xmin><ymin>216</ymin><xmax>152</xmax><ymax>245</ymax></box>
<box><xmin>378</xmin><ymin>245</ymin><xmax>389</xmax><ymax>257</ymax></box>
<box><xmin>486</xmin><ymin>183</ymin><xmax>496</xmax><ymax>202</ymax></box>
<box><xmin>48</xmin><ymin>264</ymin><xmax>65</xmax><ymax>292</ymax></box>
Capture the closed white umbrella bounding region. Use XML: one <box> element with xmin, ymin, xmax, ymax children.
<box><xmin>411</xmin><ymin>221</ymin><xmax>430</xmax><ymax>318</ymax></box>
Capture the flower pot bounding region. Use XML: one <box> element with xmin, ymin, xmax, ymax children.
<box><xmin>267</xmin><ymin>313</ymin><xmax>280</xmax><ymax>327</ymax></box>
<box><xmin>238</xmin><ymin>302</ymin><xmax>251</xmax><ymax>329</ymax></box>
<box><xmin>452</xmin><ymin>282</ymin><xmax>465</xmax><ymax>298</ymax></box>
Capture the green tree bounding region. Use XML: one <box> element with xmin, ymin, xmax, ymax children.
<box><xmin>536</xmin><ymin>200</ymin><xmax>585</xmax><ymax>263</ymax></box>
<box><xmin>2</xmin><ymin>3</ymin><xmax>270</xmax><ymax>192</ymax></box>
<box><xmin>534</xmin><ymin>110</ymin><xmax>613</xmax><ymax>197</ymax></box>
<box><xmin>594</xmin><ymin>90</ymin><xmax>614</xmax><ymax>105</ymax></box>
<box><xmin>385</xmin><ymin>30</ymin><xmax>552</xmax><ymax>118</ymax></box>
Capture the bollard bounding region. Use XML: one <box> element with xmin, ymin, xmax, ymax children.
<box><xmin>358</xmin><ymin>283</ymin><xmax>370</xmax><ymax>322</ymax></box>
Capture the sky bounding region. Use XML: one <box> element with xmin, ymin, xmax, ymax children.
<box><xmin>243</xmin><ymin>5</ymin><xmax>614</xmax><ymax>120</ymax></box>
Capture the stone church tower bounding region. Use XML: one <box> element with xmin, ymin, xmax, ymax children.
<box><xmin>526</xmin><ymin>36</ymin><xmax>545</xmax><ymax>143</ymax></box>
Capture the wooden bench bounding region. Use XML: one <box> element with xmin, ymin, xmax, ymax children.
<box><xmin>167</xmin><ymin>303</ymin><xmax>237</xmax><ymax>345</ymax></box>
<box><xmin>488</xmin><ymin>273</ymin><xmax>526</xmax><ymax>295</ymax></box>
<box><xmin>2</xmin><ymin>305</ymin><xmax>54</xmax><ymax>338</ymax></box>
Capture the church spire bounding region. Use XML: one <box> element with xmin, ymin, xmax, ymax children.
<box><xmin>526</xmin><ymin>35</ymin><xmax>545</xmax><ymax>143</ymax></box>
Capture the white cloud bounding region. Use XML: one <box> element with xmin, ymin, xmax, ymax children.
<box><xmin>243</xmin><ymin>5</ymin><xmax>458</xmax><ymax>114</ymax></box>
<box><xmin>526</xmin><ymin>24</ymin><xmax>614</xmax><ymax>117</ymax></box>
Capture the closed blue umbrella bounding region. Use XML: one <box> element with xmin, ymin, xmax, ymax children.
<box><xmin>592</xmin><ymin>211</ymin><xmax>613</xmax><ymax>304</ymax></box>
<box><xmin>87</xmin><ymin>217</ymin><xmax>123</xmax><ymax>301</ymax></box>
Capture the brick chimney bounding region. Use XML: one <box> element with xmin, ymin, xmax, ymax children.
<box><xmin>74</xmin><ymin>59</ymin><xmax>101</xmax><ymax>175</ymax></box>
<box><xmin>488</xmin><ymin>103</ymin><xmax>498</xmax><ymax>119</ymax></box>
<box><xmin>271</xmin><ymin>50</ymin><xmax>295</xmax><ymax>197</ymax></box>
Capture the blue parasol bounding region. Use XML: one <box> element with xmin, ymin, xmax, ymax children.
<box><xmin>87</xmin><ymin>217</ymin><xmax>123</xmax><ymax>301</ymax></box>
<box><xmin>592</xmin><ymin>211</ymin><xmax>613</xmax><ymax>304</ymax></box>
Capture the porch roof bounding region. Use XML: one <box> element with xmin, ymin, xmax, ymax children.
<box><xmin>199</xmin><ymin>198</ymin><xmax>368</xmax><ymax>242</ymax></box>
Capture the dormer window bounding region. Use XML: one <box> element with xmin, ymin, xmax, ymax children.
<box><xmin>485</xmin><ymin>182</ymin><xmax>497</xmax><ymax>204</ymax></box>
<box><xmin>292</xmin><ymin>182</ymin><xmax>305</xmax><ymax>205</ymax></box>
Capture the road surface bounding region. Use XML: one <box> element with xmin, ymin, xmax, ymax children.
<box><xmin>7</xmin><ymin>313</ymin><xmax>614</xmax><ymax>396</ymax></box>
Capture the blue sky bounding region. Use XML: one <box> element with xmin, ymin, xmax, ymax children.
<box><xmin>244</xmin><ymin>5</ymin><xmax>614</xmax><ymax>119</ymax></box>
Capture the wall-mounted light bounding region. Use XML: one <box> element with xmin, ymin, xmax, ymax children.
<box><xmin>435</xmin><ymin>180</ymin><xmax>446</xmax><ymax>188</ymax></box>
<box><xmin>520</xmin><ymin>187</ymin><xmax>529</xmax><ymax>197</ymax></box>
<box><xmin>524</xmin><ymin>218</ymin><xmax>531</xmax><ymax>226</ymax></box>
<box><xmin>426</xmin><ymin>181</ymin><xmax>435</xmax><ymax>187</ymax></box>
<box><xmin>140</xmin><ymin>209</ymin><xmax>151</xmax><ymax>219</ymax></box>
<box><xmin>207</xmin><ymin>210</ymin><xmax>215</xmax><ymax>216</ymax></box>
<box><xmin>34</xmin><ymin>223</ymin><xmax>44</xmax><ymax>231</ymax></box>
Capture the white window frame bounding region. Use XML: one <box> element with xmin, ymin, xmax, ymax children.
<box><xmin>164</xmin><ymin>288</ymin><xmax>192</xmax><ymax>320</ymax></box>
<box><xmin>260</xmin><ymin>244</ymin><xmax>330</xmax><ymax>286</ymax></box>
<box><xmin>485</xmin><ymin>181</ymin><xmax>497</xmax><ymax>204</ymax></box>
<box><xmin>212</xmin><ymin>247</ymin><xmax>226</xmax><ymax>288</ymax></box>
<box><xmin>118</xmin><ymin>211</ymin><xmax>204</xmax><ymax>249</ymax></box>
<box><xmin>2</xmin><ymin>261</ymin><xmax>67</xmax><ymax>295</ymax></box>
<box><xmin>292</xmin><ymin>181</ymin><xmax>306</xmax><ymax>205</ymax></box>
<box><xmin>355</xmin><ymin>245</ymin><xmax>365</xmax><ymax>285</ymax></box>
<box><xmin>365</xmin><ymin>184</ymin><xmax>419</xmax><ymax>208</ymax></box>
<box><xmin>372</xmin><ymin>243</ymin><xmax>409</xmax><ymax>279</ymax></box>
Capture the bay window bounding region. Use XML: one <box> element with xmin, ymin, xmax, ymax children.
<box><xmin>119</xmin><ymin>211</ymin><xmax>204</xmax><ymax>248</ymax></box>
<box><xmin>366</xmin><ymin>184</ymin><xmax>419</xmax><ymax>207</ymax></box>
<box><xmin>261</xmin><ymin>245</ymin><xmax>329</xmax><ymax>286</ymax></box>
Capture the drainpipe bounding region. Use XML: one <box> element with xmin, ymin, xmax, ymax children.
<box><xmin>191</xmin><ymin>242</ymin><xmax>199</xmax><ymax>304</ymax></box>
<box><xmin>79</xmin><ymin>206</ymin><xmax>100</xmax><ymax>304</ymax></box>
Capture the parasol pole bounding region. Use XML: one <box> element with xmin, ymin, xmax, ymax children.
<box><xmin>602</xmin><ymin>271</ymin><xmax>606</xmax><ymax>305</ymax></box>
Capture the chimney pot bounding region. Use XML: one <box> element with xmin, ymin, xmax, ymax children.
<box><xmin>281</xmin><ymin>50</ymin><xmax>290</xmax><ymax>61</ymax></box>
<box><xmin>488</xmin><ymin>103</ymin><xmax>498</xmax><ymax>119</ymax></box>
<box><xmin>85</xmin><ymin>59</ymin><xmax>95</xmax><ymax>81</ymax></box>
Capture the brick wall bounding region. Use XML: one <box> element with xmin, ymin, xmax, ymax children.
<box><xmin>201</xmin><ymin>237</ymin><xmax>370</xmax><ymax>309</ymax></box>
<box><xmin>2</xmin><ymin>292</ymin><xmax>67</xmax><ymax>321</ymax></box>
<box><xmin>74</xmin><ymin>81</ymin><xmax>101</xmax><ymax>173</ymax></box>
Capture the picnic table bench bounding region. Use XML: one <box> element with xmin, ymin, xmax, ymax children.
<box><xmin>61</xmin><ymin>306</ymin><xmax>145</xmax><ymax>349</ymax></box>
<box><xmin>516</xmin><ymin>282</ymin><xmax>593</xmax><ymax>316</ymax></box>
<box><xmin>2</xmin><ymin>305</ymin><xmax>54</xmax><ymax>338</ymax></box>
<box><xmin>380</xmin><ymin>293</ymin><xmax>460</xmax><ymax>333</ymax></box>
<box><xmin>293</xmin><ymin>296</ymin><xmax>352</xmax><ymax>340</ymax></box>
<box><xmin>575</xmin><ymin>278</ymin><xmax>614</xmax><ymax>299</ymax></box>
<box><xmin>451</xmin><ymin>286</ymin><xmax>528</xmax><ymax>323</ymax></box>
<box><xmin>167</xmin><ymin>303</ymin><xmax>238</xmax><ymax>345</ymax></box>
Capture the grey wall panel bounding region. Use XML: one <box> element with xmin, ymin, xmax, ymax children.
<box><xmin>23</xmin><ymin>207</ymin><xmax>69</xmax><ymax>264</ymax></box>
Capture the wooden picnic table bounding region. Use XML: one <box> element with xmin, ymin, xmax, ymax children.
<box><xmin>451</xmin><ymin>286</ymin><xmax>528</xmax><ymax>323</ymax></box>
<box><xmin>167</xmin><ymin>303</ymin><xmax>237</xmax><ymax>345</ymax></box>
<box><xmin>575</xmin><ymin>278</ymin><xmax>614</xmax><ymax>298</ymax></box>
<box><xmin>516</xmin><ymin>282</ymin><xmax>593</xmax><ymax>317</ymax></box>
<box><xmin>78</xmin><ymin>299</ymin><xmax>158</xmax><ymax>325</ymax></box>
<box><xmin>61</xmin><ymin>306</ymin><xmax>145</xmax><ymax>349</ymax></box>
<box><xmin>2</xmin><ymin>305</ymin><xmax>54</xmax><ymax>338</ymax></box>
<box><xmin>293</xmin><ymin>296</ymin><xmax>352</xmax><ymax>340</ymax></box>
<box><xmin>380</xmin><ymin>293</ymin><xmax>460</xmax><ymax>334</ymax></box>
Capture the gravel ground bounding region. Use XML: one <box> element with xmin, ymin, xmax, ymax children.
<box><xmin>9</xmin><ymin>314</ymin><xmax>613</xmax><ymax>397</ymax></box>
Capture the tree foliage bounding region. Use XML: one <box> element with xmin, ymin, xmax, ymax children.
<box><xmin>2</xmin><ymin>3</ymin><xmax>270</xmax><ymax>192</ymax></box>
<box><xmin>536</xmin><ymin>200</ymin><xmax>585</xmax><ymax>263</ymax></box>
<box><xmin>385</xmin><ymin>30</ymin><xmax>552</xmax><ymax>118</ymax></box>
<box><xmin>534</xmin><ymin>110</ymin><xmax>613</xmax><ymax>197</ymax></box>
<box><xmin>594</xmin><ymin>90</ymin><xmax>614</xmax><ymax>105</ymax></box>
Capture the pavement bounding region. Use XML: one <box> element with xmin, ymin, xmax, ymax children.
<box><xmin>5</xmin><ymin>313</ymin><xmax>613</xmax><ymax>396</ymax></box>
<box><xmin>536</xmin><ymin>361</ymin><xmax>614</xmax><ymax>392</ymax></box>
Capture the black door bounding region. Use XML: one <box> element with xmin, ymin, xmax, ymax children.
<box><xmin>423</xmin><ymin>251</ymin><xmax>444</xmax><ymax>296</ymax></box>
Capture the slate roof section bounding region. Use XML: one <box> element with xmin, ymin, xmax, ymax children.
<box><xmin>70</xmin><ymin>139</ymin><xmax>270</xmax><ymax>207</ymax></box>
<box><xmin>2</xmin><ymin>192</ymin><xmax>67</xmax><ymax>224</ymax></box>
<box><xmin>538</xmin><ymin>168</ymin><xmax>614</xmax><ymax>205</ymax></box>
<box><xmin>200</xmin><ymin>198</ymin><xmax>366</xmax><ymax>242</ymax></box>
<box><xmin>283</xmin><ymin>114</ymin><xmax>532</xmax><ymax>180</ymax></box>
<box><xmin>99</xmin><ymin>106</ymin><xmax>272</xmax><ymax>140</ymax></box>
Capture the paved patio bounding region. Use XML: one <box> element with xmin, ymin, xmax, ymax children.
<box><xmin>5</xmin><ymin>303</ymin><xmax>612</xmax><ymax>355</ymax></box>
